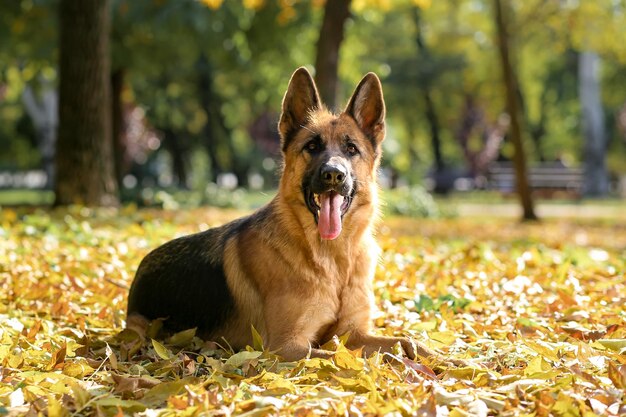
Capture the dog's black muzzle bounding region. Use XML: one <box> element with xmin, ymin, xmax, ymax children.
<box><xmin>303</xmin><ymin>160</ymin><xmax>356</xmax><ymax>223</ymax></box>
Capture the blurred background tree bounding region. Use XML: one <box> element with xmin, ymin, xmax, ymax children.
<box><xmin>493</xmin><ymin>0</ymin><xmax>536</xmax><ymax>220</ymax></box>
<box><xmin>1</xmin><ymin>0</ymin><xmax>626</xmax><ymax>208</ymax></box>
<box><xmin>55</xmin><ymin>0</ymin><xmax>118</xmax><ymax>206</ymax></box>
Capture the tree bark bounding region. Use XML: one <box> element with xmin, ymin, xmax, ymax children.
<box><xmin>314</xmin><ymin>0</ymin><xmax>352</xmax><ymax>110</ymax></box>
<box><xmin>493</xmin><ymin>0</ymin><xmax>537</xmax><ymax>220</ymax></box>
<box><xmin>578</xmin><ymin>51</ymin><xmax>609</xmax><ymax>196</ymax></box>
<box><xmin>55</xmin><ymin>0</ymin><xmax>118</xmax><ymax>206</ymax></box>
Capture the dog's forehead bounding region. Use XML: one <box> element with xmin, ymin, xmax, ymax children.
<box><xmin>306</xmin><ymin>112</ymin><xmax>363</xmax><ymax>142</ymax></box>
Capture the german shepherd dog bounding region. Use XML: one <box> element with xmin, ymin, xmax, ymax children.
<box><xmin>127</xmin><ymin>68</ymin><xmax>446</xmax><ymax>363</ymax></box>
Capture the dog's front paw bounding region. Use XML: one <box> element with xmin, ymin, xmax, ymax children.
<box><xmin>402</xmin><ymin>337</ymin><xmax>480</xmax><ymax>368</ymax></box>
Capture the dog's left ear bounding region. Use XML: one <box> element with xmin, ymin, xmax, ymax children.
<box><xmin>345</xmin><ymin>73</ymin><xmax>386</xmax><ymax>146</ymax></box>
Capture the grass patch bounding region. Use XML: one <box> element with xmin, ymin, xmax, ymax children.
<box><xmin>0</xmin><ymin>189</ymin><xmax>54</xmax><ymax>206</ymax></box>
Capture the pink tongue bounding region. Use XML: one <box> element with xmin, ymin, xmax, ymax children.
<box><xmin>318</xmin><ymin>192</ymin><xmax>344</xmax><ymax>240</ymax></box>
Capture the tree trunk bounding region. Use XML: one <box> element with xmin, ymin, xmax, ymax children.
<box><xmin>197</xmin><ymin>54</ymin><xmax>223</xmax><ymax>183</ymax></box>
<box><xmin>423</xmin><ymin>93</ymin><xmax>444</xmax><ymax>172</ymax></box>
<box><xmin>162</xmin><ymin>128</ymin><xmax>188</xmax><ymax>188</ymax></box>
<box><xmin>111</xmin><ymin>68</ymin><xmax>127</xmax><ymax>188</ymax></box>
<box><xmin>197</xmin><ymin>54</ymin><xmax>248</xmax><ymax>187</ymax></box>
<box><xmin>406</xmin><ymin>118</ymin><xmax>421</xmax><ymax>181</ymax></box>
<box><xmin>314</xmin><ymin>0</ymin><xmax>351</xmax><ymax>110</ymax></box>
<box><xmin>413</xmin><ymin>8</ymin><xmax>444</xmax><ymax>175</ymax></box>
<box><xmin>224</xmin><ymin>130</ymin><xmax>249</xmax><ymax>187</ymax></box>
<box><xmin>528</xmin><ymin>87</ymin><xmax>547</xmax><ymax>162</ymax></box>
<box><xmin>456</xmin><ymin>95</ymin><xmax>482</xmax><ymax>175</ymax></box>
<box><xmin>55</xmin><ymin>0</ymin><xmax>118</xmax><ymax>206</ymax></box>
<box><xmin>493</xmin><ymin>0</ymin><xmax>537</xmax><ymax>221</ymax></box>
<box><xmin>578</xmin><ymin>51</ymin><xmax>609</xmax><ymax>196</ymax></box>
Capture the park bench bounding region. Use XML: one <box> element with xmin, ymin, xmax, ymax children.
<box><xmin>487</xmin><ymin>162</ymin><xmax>584</xmax><ymax>198</ymax></box>
<box><xmin>0</xmin><ymin>170</ymin><xmax>47</xmax><ymax>189</ymax></box>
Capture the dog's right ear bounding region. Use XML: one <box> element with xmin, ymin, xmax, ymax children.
<box><xmin>278</xmin><ymin>67</ymin><xmax>321</xmax><ymax>152</ymax></box>
<box><xmin>345</xmin><ymin>73</ymin><xmax>386</xmax><ymax>147</ymax></box>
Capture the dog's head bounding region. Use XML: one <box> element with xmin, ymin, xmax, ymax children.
<box><xmin>278</xmin><ymin>67</ymin><xmax>385</xmax><ymax>240</ymax></box>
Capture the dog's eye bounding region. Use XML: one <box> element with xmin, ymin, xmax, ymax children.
<box><xmin>346</xmin><ymin>143</ymin><xmax>359</xmax><ymax>156</ymax></box>
<box><xmin>304</xmin><ymin>139</ymin><xmax>321</xmax><ymax>153</ymax></box>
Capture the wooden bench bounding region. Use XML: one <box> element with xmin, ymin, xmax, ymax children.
<box><xmin>487</xmin><ymin>162</ymin><xmax>583</xmax><ymax>197</ymax></box>
<box><xmin>0</xmin><ymin>170</ymin><xmax>47</xmax><ymax>189</ymax></box>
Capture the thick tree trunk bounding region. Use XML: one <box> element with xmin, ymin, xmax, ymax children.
<box><xmin>314</xmin><ymin>0</ymin><xmax>351</xmax><ymax>110</ymax></box>
<box><xmin>111</xmin><ymin>68</ymin><xmax>127</xmax><ymax>188</ymax></box>
<box><xmin>578</xmin><ymin>51</ymin><xmax>609</xmax><ymax>196</ymax></box>
<box><xmin>493</xmin><ymin>0</ymin><xmax>537</xmax><ymax>221</ymax></box>
<box><xmin>55</xmin><ymin>0</ymin><xmax>118</xmax><ymax>206</ymax></box>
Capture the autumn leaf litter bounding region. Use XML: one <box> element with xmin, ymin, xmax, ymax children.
<box><xmin>1</xmin><ymin>206</ymin><xmax>625</xmax><ymax>416</ymax></box>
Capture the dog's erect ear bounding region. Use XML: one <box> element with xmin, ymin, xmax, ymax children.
<box><xmin>345</xmin><ymin>73</ymin><xmax>386</xmax><ymax>146</ymax></box>
<box><xmin>279</xmin><ymin>67</ymin><xmax>321</xmax><ymax>151</ymax></box>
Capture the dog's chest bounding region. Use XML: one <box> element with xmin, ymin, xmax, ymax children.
<box><xmin>306</xmin><ymin>253</ymin><xmax>364</xmax><ymax>328</ymax></box>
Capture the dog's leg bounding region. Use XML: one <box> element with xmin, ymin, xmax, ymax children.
<box><xmin>345</xmin><ymin>333</ymin><xmax>430</xmax><ymax>360</ymax></box>
<box><xmin>263</xmin><ymin>295</ymin><xmax>336</xmax><ymax>361</ymax></box>
<box><xmin>345</xmin><ymin>333</ymin><xmax>409</xmax><ymax>358</ymax></box>
<box><xmin>276</xmin><ymin>343</ymin><xmax>334</xmax><ymax>361</ymax></box>
<box><xmin>345</xmin><ymin>332</ymin><xmax>470</xmax><ymax>367</ymax></box>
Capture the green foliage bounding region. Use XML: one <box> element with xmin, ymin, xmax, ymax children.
<box><xmin>2</xmin><ymin>0</ymin><xmax>626</xmax><ymax>185</ymax></box>
<box><xmin>414</xmin><ymin>294</ymin><xmax>471</xmax><ymax>313</ymax></box>
<box><xmin>0</xmin><ymin>1</ymin><xmax>57</xmax><ymax>168</ymax></box>
<box><xmin>384</xmin><ymin>185</ymin><xmax>441</xmax><ymax>218</ymax></box>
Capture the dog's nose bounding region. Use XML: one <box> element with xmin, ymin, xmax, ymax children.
<box><xmin>321</xmin><ymin>164</ymin><xmax>347</xmax><ymax>186</ymax></box>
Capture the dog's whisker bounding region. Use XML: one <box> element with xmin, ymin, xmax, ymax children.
<box><xmin>300</xmin><ymin>125</ymin><xmax>316</xmax><ymax>134</ymax></box>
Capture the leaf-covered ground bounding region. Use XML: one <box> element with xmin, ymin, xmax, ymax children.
<box><xmin>1</xmin><ymin>206</ymin><xmax>625</xmax><ymax>416</ymax></box>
